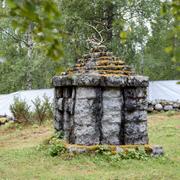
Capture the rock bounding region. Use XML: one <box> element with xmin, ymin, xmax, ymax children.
<box><xmin>154</xmin><ymin>104</ymin><xmax>163</xmax><ymax>111</ymax></box>
<box><xmin>151</xmin><ymin>145</ymin><xmax>164</xmax><ymax>157</ymax></box>
<box><xmin>164</xmin><ymin>105</ymin><xmax>173</xmax><ymax>111</ymax></box>
<box><xmin>124</xmin><ymin>122</ymin><xmax>148</xmax><ymax>144</ymax></box>
<box><xmin>115</xmin><ymin>146</ymin><xmax>124</xmax><ymax>153</ymax></box>
<box><xmin>125</xmin><ymin>98</ymin><xmax>148</xmax><ymax>111</ymax></box>
<box><xmin>124</xmin><ymin>87</ymin><xmax>147</xmax><ymax>98</ymax></box>
<box><xmin>147</xmin><ymin>105</ymin><xmax>154</xmax><ymax>112</ymax></box>
<box><xmin>124</xmin><ymin>111</ymin><xmax>147</xmax><ymax>122</ymax></box>
<box><xmin>103</xmin><ymin>88</ymin><xmax>121</xmax><ymax>98</ymax></box>
<box><xmin>101</xmin><ymin>122</ymin><xmax>121</xmax><ymax>145</ymax></box>
<box><xmin>73</xmin><ymin>125</ymin><xmax>100</xmax><ymax>145</ymax></box>
<box><xmin>57</xmin><ymin>98</ymin><xmax>63</xmax><ymax>111</ymax></box>
<box><xmin>67</xmin><ymin>146</ymin><xmax>88</xmax><ymax>154</ymax></box>
<box><xmin>76</xmin><ymin>87</ymin><xmax>96</xmax><ymax>99</ymax></box>
<box><xmin>53</xmin><ymin>75</ymin><xmax>149</xmax><ymax>88</ymax></box>
<box><xmin>173</xmin><ymin>103</ymin><xmax>180</xmax><ymax>109</ymax></box>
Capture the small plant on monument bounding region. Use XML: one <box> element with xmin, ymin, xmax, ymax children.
<box><xmin>10</xmin><ymin>97</ymin><xmax>31</xmax><ymax>123</ymax></box>
<box><xmin>96</xmin><ymin>145</ymin><xmax>111</xmax><ymax>155</ymax></box>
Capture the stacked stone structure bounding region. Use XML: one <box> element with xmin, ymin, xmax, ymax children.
<box><xmin>52</xmin><ymin>45</ymin><xmax>149</xmax><ymax>145</ymax></box>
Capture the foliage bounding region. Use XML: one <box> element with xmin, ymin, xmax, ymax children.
<box><xmin>32</xmin><ymin>96</ymin><xmax>53</xmax><ymax>125</ymax></box>
<box><xmin>59</xmin><ymin>0</ymin><xmax>161</xmax><ymax>65</ymax></box>
<box><xmin>47</xmin><ymin>136</ymin><xmax>66</xmax><ymax>157</ymax></box>
<box><xmin>161</xmin><ymin>0</ymin><xmax>180</xmax><ymax>64</ymax></box>
<box><xmin>118</xmin><ymin>149</ymin><xmax>149</xmax><ymax>160</ymax></box>
<box><xmin>6</xmin><ymin>0</ymin><xmax>64</xmax><ymax>60</ymax></box>
<box><xmin>54</xmin><ymin>130</ymin><xmax>64</xmax><ymax>139</ymax></box>
<box><xmin>0</xmin><ymin>0</ymin><xmax>179</xmax><ymax>95</ymax></box>
<box><xmin>43</xmin><ymin>96</ymin><xmax>54</xmax><ymax>119</ymax></box>
<box><xmin>10</xmin><ymin>97</ymin><xmax>31</xmax><ymax>123</ymax></box>
<box><xmin>141</xmin><ymin>15</ymin><xmax>179</xmax><ymax>80</ymax></box>
<box><xmin>95</xmin><ymin>145</ymin><xmax>149</xmax><ymax>160</ymax></box>
<box><xmin>10</xmin><ymin>95</ymin><xmax>53</xmax><ymax>124</ymax></box>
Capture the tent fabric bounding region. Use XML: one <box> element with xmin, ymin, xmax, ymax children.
<box><xmin>148</xmin><ymin>80</ymin><xmax>180</xmax><ymax>101</ymax></box>
<box><xmin>0</xmin><ymin>80</ymin><xmax>180</xmax><ymax>116</ymax></box>
<box><xmin>0</xmin><ymin>89</ymin><xmax>54</xmax><ymax>116</ymax></box>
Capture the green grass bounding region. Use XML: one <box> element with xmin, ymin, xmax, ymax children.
<box><xmin>0</xmin><ymin>112</ymin><xmax>180</xmax><ymax>180</ymax></box>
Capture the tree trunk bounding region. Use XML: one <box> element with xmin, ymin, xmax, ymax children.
<box><xmin>26</xmin><ymin>23</ymin><xmax>34</xmax><ymax>90</ymax></box>
<box><xmin>105</xmin><ymin>2</ymin><xmax>114</xmax><ymax>42</ymax></box>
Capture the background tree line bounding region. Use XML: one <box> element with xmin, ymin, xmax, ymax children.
<box><xmin>0</xmin><ymin>0</ymin><xmax>179</xmax><ymax>94</ymax></box>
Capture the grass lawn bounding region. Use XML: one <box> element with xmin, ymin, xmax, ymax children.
<box><xmin>0</xmin><ymin>112</ymin><xmax>180</xmax><ymax>180</ymax></box>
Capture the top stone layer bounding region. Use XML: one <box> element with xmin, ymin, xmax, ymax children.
<box><xmin>53</xmin><ymin>45</ymin><xmax>149</xmax><ymax>87</ymax></box>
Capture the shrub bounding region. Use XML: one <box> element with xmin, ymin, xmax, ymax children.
<box><xmin>43</xmin><ymin>95</ymin><xmax>53</xmax><ymax>119</ymax></box>
<box><xmin>10</xmin><ymin>97</ymin><xmax>31</xmax><ymax>123</ymax></box>
<box><xmin>48</xmin><ymin>137</ymin><xmax>66</xmax><ymax>156</ymax></box>
<box><xmin>32</xmin><ymin>96</ymin><xmax>53</xmax><ymax>125</ymax></box>
<box><xmin>117</xmin><ymin>149</ymin><xmax>149</xmax><ymax>160</ymax></box>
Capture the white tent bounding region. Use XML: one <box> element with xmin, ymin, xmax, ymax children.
<box><xmin>0</xmin><ymin>80</ymin><xmax>180</xmax><ymax>116</ymax></box>
<box><xmin>148</xmin><ymin>80</ymin><xmax>180</xmax><ymax>101</ymax></box>
<box><xmin>0</xmin><ymin>89</ymin><xmax>54</xmax><ymax>116</ymax></box>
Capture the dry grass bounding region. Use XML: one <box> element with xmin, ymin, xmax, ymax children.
<box><xmin>0</xmin><ymin>122</ymin><xmax>53</xmax><ymax>150</ymax></box>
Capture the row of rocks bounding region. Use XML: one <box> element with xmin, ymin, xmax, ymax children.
<box><xmin>147</xmin><ymin>100</ymin><xmax>180</xmax><ymax>112</ymax></box>
<box><xmin>66</xmin><ymin>144</ymin><xmax>164</xmax><ymax>157</ymax></box>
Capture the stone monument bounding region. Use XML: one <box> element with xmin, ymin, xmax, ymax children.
<box><xmin>52</xmin><ymin>45</ymin><xmax>149</xmax><ymax>146</ymax></box>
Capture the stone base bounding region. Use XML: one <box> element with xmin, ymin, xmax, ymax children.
<box><xmin>64</xmin><ymin>143</ymin><xmax>164</xmax><ymax>157</ymax></box>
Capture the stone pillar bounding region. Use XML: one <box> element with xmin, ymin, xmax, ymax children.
<box><xmin>54</xmin><ymin>87</ymin><xmax>63</xmax><ymax>131</ymax></box>
<box><xmin>73</xmin><ymin>87</ymin><xmax>101</xmax><ymax>145</ymax></box>
<box><xmin>101</xmin><ymin>88</ymin><xmax>123</xmax><ymax>145</ymax></box>
<box><xmin>63</xmin><ymin>87</ymin><xmax>74</xmax><ymax>142</ymax></box>
<box><xmin>124</xmin><ymin>87</ymin><xmax>149</xmax><ymax>144</ymax></box>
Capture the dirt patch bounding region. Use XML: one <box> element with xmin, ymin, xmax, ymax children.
<box><xmin>148</xmin><ymin>112</ymin><xmax>180</xmax><ymax>127</ymax></box>
<box><xmin>0</xmin><ymin>124</ymin><xmax>53</xmax><ymax>150</ymax></box>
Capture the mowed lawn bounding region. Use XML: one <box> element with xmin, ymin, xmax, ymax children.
<box><xmin>0</xmin><ymin>112</ymin><xmax>180</xmax><ymax>180</ymax></box>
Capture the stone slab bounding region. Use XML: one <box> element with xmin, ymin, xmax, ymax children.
<box><xmin>74</xmin><ymin>125</ymin><xmax>100</xmax><ymax>145</ymax></box>
<box><xmin>76</xmin><ymin>87</ymin><xmax>96</xmax><ymax>99</ymax></box>
<box><xmin>52</xmin><ymin>75</ymin><xmax>149</xmax><ymax>87</ymax></box>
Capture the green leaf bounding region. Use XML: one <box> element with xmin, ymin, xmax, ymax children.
<box><xmin>120</xmin><ymin>31</ymin><xmax>127</xmax><ymax>43</ymax></box>
<box><xmin>7</xmin><ymin>0</ymin><xmax>17</xmax><ymax>9</ymax></box>
<box><xmin>164</xmin><ymin>46</ymin><xmax>173</xmax><ymax>54</ymax></box>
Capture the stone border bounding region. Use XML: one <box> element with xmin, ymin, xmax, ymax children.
<box><xmin>65</xmin><ymin>143</ymin><xmax>164</xmax><ymax>157</ymax></box>
<box><xmin>148</xmin><ymin>100</ymin><xmax>180</xmax><ymax>112</ymax></box>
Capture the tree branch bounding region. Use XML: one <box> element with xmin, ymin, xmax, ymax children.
<box><xmin>85</xmin><ymin>23</ymin><xmax>104</xmax><ymax>45</ymax></box>
<box><xmin>0</xmin><ymin>27</ymin><xmax>29</xmax><ymax>47</ymax></box>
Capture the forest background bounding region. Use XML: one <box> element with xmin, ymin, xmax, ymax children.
<box><xmin>0</xmin><ymin>0</ymin><xmax>179</xmax><ymax>94</ymax></box>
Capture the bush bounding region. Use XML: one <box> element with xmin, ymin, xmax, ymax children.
<box><xmin>10</xmin><ymin>97</ymin><xmax>31</xmax><ymax>123</ymax></box>
<box><xmin>48</xmin><ymin>136</ymin><xmax>66</xmax><ymax>157</ymax></box>
<box><xmin>32</xmin><ymin>96</ymin><xmax>53</xmax><ymax>125</ymax></box>
<box><xmin>43</xmin><ymin>95</ymin><xmax>53</xmax><ymax>119</ymax></box>
<box><xmin>118</xmin><ymin>149</ymin><xmax>149</xmax><ymax>160</ymax></box>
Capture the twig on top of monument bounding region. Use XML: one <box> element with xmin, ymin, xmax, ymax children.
<box><xmin>85</xmin><ymin>23</ymin><xmax>104</xmax><ymax>47</ymax></box>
